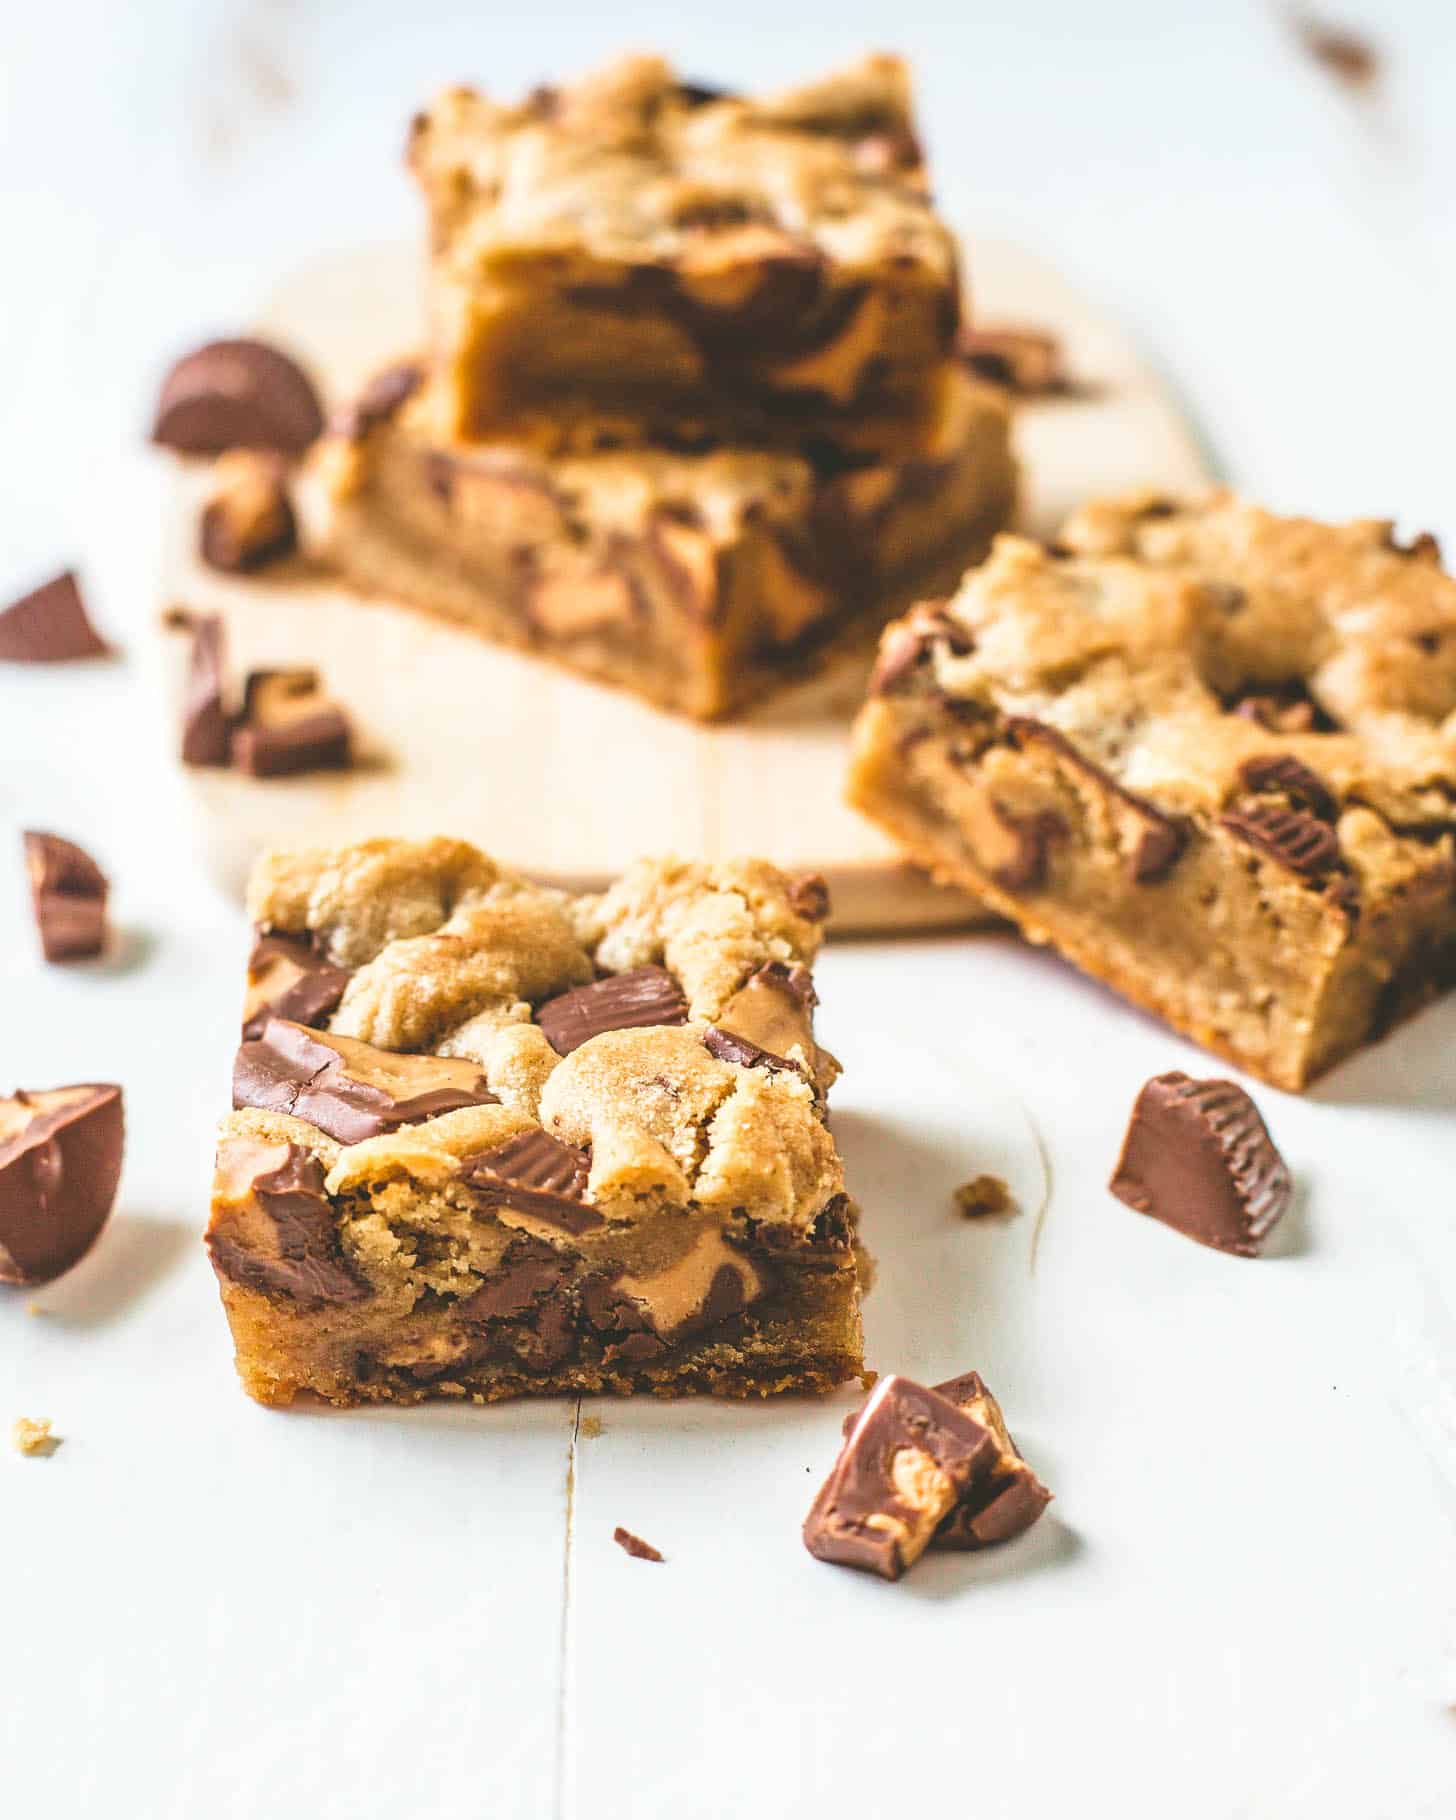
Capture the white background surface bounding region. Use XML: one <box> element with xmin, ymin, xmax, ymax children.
<box><xmin>3</xmin><ymin>4</ymin><xmax>1455</xmax><ymax>1817</ymax></box>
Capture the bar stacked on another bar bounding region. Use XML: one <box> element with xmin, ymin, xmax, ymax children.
<box><xmin>847</xmin><ymin>491</ymin><xmax>1456</xmax><ymax>1089</ymax></box>
<box><xmin>206</xmin><ymin>837</ymin><xmax>865</xmax><ymax>1406</ymax></box>
<box><xmin>298</xmin><ymin>54</ymin><xmax>1016</xmax><ymax>719</ymax></box>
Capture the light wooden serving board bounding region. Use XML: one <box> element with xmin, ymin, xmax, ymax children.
<box><xmin>163</xmin><ymin>237</ymin><xmax>1212</xmax><ymax>930</ymax></box>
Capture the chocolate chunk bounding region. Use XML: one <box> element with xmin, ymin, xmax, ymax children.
<box><xmin>739</xmin><ymin>1193</ymin><xmax>855</xmax><ymax>1273</ymax></box>
<box><xmin>613</xmin><ymin>1526</ymin><xmax>665</xmax><ymax>1562</ymax></box>
<box><xmin>151</xmin><ymin>338</ymin><xmax>323</xmax><ymax>458</ymax></box>
<box><xmin>1237</xmin><ymin>754</ymin><xmax>1337</xmax><ymax>822</ymax></box>
<box><xmin>199</xmin><ymin>452</ymin><xmax>296</xmax><ymax>573</ymax></box>
<box><xmin>230</xmin><ymin>668</ymin><xmax>352</xmax><ymax>778</ymax></box>
<box><xmin>456</xmin><ymin>1239</ymin><xmax>571</xmax><ymax>1322</ymax></box>
<box><xmin>178</xmin><ymin>613</ymin><xmax>233</xmax><ymax>767</ymax></box>
<box><xmin>460</xmin><ymin>1129</ymin><xmax>601</xmax><ymax>1235</ymax></box>
<box><xmin>206</xmin><ymin>1140</ymin><xmax>368</xmax><ymax>1304</ymax></box>
<box><xmin>23</xmin><ymin>832</ymin><xmax>108</xmax><ymax>963</ymax></box>
<box><xmin>334</xmin><ymin>361</ymin><xmax>422</xmax><ymax>439</ymax></box>
<box><xmin>580</xmin><ymin>1274</ymin><xmax>668</xmax><ymax>1362</ymax></box>
<box><xmin>0</xmin><ymin>571</ymin><xmax>110</xmax><ymax>663</ymax></box>
<box><xmin>232</xmin><ymin>1019</ymin><xmax>497</xmax><ymax>1144</ymax></box>
<box><xmin>959</xmin><ymin>322</ymin><xmax>1070</xmax><ymax>396</ymax></box>
<box><xmin>1007</xmin><ymin>718</ymin><xmax>1187</xmax><ymax>884</ymax></box>
<box><xmin>803</xmin><ymin>1374</ymin><xmax>1001</xmax><ymax>1580</ymax></box>
<box><xmin>0</xmin><ymin>1084</ymin><xmax>124</xmax><ymax>1284</ymax></box>
<box><xmin>787</xmin><ymin>872</ymin><xmax>831</xmax><ymax>922</ymax></box>
<box><xmin>241</xmin><ymin>931</ymin><xmax>352</xmax><ymax>1039</ymax></box>
<box><xmin>869</xmin><ymin>601</ymin><xmax>972</xmax><ymax>696</ymax></box>
<box><xmin>1220</xmin><ymin>799</ymin><xmax>1342</xmax><ymax>877</ymax></box>
<box><xmin>675</xmin><ymin>79</ymin><xmax>731</xmax><ymax>107</ymax></box>
<box><xmin>927</xmin><ymin>1372</ymin><xmax>1053</xmax><ymax>1548</ymax></box>
<box><xmin>1109</xmin><ymin>1071</ymin><xmax>1293</xmax><ymax>1257</ymax></box>
<box><xmin>989</xmin><ymin>802</ymin><xmax>1066</xmax><ymax>892</ymax></box>
<box><xmin>705</xmin><ymin>961</ymin><xmax>837</xmax><ymax>1092</ymax></box>
<box><xmin>535</xmin><ymin>966</ymin><xmax>688</xmax><ymax>1056</ymax></box>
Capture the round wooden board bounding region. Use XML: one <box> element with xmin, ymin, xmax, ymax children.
<box><xmin>162</xmin><ymin>236</ymin><xmax>1212</xmax><ymax>930</ymax></box>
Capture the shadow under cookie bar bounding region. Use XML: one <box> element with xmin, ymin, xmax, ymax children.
<box><xmin>205</xmin><ymin>840</ymin><xmax>864</xmax><ymax>1406</ymax></box>
<box><xmin>409</xmin><ymin>55</ymin><xmax>960</xmax><ymax>452</ymax></box>
<box><xmin>297</xmin><ymin>368</ymin><xmax>1014</xmax><ymax>721</ymax></box>
<box><xmin>847</xmin><ymin>503</ymin><xmax>1456</xmax><ymax>1091</ymax></box>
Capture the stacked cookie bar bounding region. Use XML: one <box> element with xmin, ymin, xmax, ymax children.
<box><xmin>207</xmin><ymin>839</ymin><xmax>864</xmax><ymax>1406</ymax></box>
<box><xmin>297</xmin><ymin>55</ymin><xmax>1016</xmax><ymax>718</ymax></box>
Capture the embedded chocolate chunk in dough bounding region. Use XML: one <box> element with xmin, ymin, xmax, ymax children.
<box><xmin>0</xmin><ymin>570</ymin><xmax>110</xmax><ymax>663</ymax></box>
<box><xmin>232</xmin><ymin>1019</ymin><xmax>497</xmax><ymax>1144</ymax></box>
<box><xmin>1220</xmin><ymin>799</ymin><xmax>1342</xmax><ymax>878</ymax></box>
<box><xmin>206</xmin><ymin>1137</ymin><xmax>369</xmax><ymax>1304</ymax></box>
<box><xmin>803</xmin><ymin>1374</ymin><xmax>1000</xmax><ymax>1579</ymax></box>
<box><xmin>1006</xmin><ymin>718</ymin><xmax>1187</xmax><ymax>885</ymax></box>
<box><xmin>1109</xmin><ymin>1071</ymin><xmax>1292</xmax><ymax>1257</ymax></box>
<box><xmin>928</xmin><ymin>1372</ymin><xmax>1053</xmax><ymax>1548</ymax></box>
<box><xmin>230</xmin><ymin>668</ymin><xmax>353</xmax><ymax>778</ymax></box>
<box><xmin>178</xmin><ymin>612</ymin><xmax>233</xmax><ymax>767</ymax></box>
<box><xmin>535</xmin><ymin>965</ymin><xmax>688</xmax><ymax>1055</ymax></box>
<box><xmin>241</xmin><ymin>931</ymin><xmax>353</xmax><ymax>1039</ymax></box>
<box><xmin>601</xmin><ymin>1227</ymin><xmax>766</xmax><ymax>1347</ymax></box>
<box><xmin>1235</xmin><ymin>753</ymin><xmax>1337</xmax><ymax>822</ymax></box>
<box><xmin>958</xmin><ymin>322</ymin><xmax>1070</xmax><ymax>396</ymax></box>
<box><xmin>0</xmin><ymin>1084</ymin><xmax>124</xmax><ymax>1285</ymax></box>
<box><xmin>199</xmin><ymin>451</ymin><xmax>297</xmax><ymax>573</ymax></box>
<box><xmin>459</xmin><ymin>1130</ymin><xmax>601</xmax><ymax>1236</ymax></box>
<box><xmin>613</xmin><ymin>1526</ymin><xmax>665</xmax><ymax>1563</ymax></box>
<box><xmin>705</xmin><ymin>960</ymin><xmax>837</xmax><ymax>1093</ymax></box>
<box><xmin>787</xmin><ymin>872</ymin><xmax>832</xmax><ymax>922</ymax></box>
<box><xmin>456</xmin><ymin>1239</ymin><xmax>572</xmax><ymax>1322</ymax></box>
<box><xmin>335</xmin><ymin>361</ymin><xmax>423</xmax><ymax>439</ymax></box>
<box><xmin>151</xmin><ymin>337</ymin><xmax>324</xmax><ymax>457</ymax></box>
<box><xmin>23</xmin><ymin>832</ymin><xmax>109</xmax><ymax>963</ymax></box>
<box><xmin>868</xmin><ymin>600</ymin><xmax>973</xmax><ymax>696</ymax></box>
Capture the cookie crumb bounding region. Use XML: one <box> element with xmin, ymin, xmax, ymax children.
<box><xmin>25</xmin><ymin>1302</ymin><xmax>44</xmax><ymax>1317</ymax></box>
<box><xmin>580</xmin><ymin>1414</ymin><xmax>604</xmax><ymax>1440</ymax></box>
<box><xmin>12</xmin><ymin>1417</ymin><xmax>60</xmax><ymax>1458</ymax></box>
<box><xmin>954</xmin><ymin>1174</ymin><xmax>1017</xmax><ymax>1219</ymax></box>
<box><xmin>613</xmin><ymin>1525</ymin><xmax>664</xmax><ymax>1562</ymax></box>
<box><xmin>1292</xmin><ymin>13</ymin><xmax>1379</xmax><ymax>89</ymax></box>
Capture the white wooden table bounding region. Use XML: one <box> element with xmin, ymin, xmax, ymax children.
<box><xmin>3</xmin><ymin>6</ymin><xmax>1455</xmax><ymax>1817</ymax></box>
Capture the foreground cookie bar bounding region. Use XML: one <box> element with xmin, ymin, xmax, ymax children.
<box><xmin>299</xmin><ymin>366</ymin><xmax>1014</xmax><ymax>720</ymax></box>
<box><xmin>408</xmin><ymin>54</ymin><xmax>960</xmax><ymax>449</ymax></box>
<box><xmin>206</xmin><ymin>839</ymin><xmax>863</xmax><ymax>1406</ymax></box>
<box><xmin>848</xmin><ymin>493</ymin><xmax>1456</xmax><ymax>1089</ymax></box>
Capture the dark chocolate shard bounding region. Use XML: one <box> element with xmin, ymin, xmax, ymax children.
<box><xmin>989</xmin><ymin>802</ymin><xmax>1066</xmax><ymax>892</ymax></box>
<box><xmin>613</xmin><ymin>1526</ymin><xmax>665</xmax><ymax>1562</ymax></box>
<box><xmin>787</xmin><ymin>870</ymin><xmax>831</xmax><ymax>922</ymax></box>
<box><xmin>1006</xmin><ymin>717</ymin><xmax>1187</xmax><ymax>884</ymax></box>
<box><xmin>1109</xmin><ymin>1071</ymin><xmax>1292</xmax><ymax>1257</ymax></box>
<box><xmin>334</xmin><ymin>360</ymin><xmax>422</xmax><ymax>439</ymax></box>
<box><xmin>151</xmin><ymin>337</ymin><xmax>323</xmax><ymax>458</ymax></box>
<box><xmin>0</xmin><ymin>1084</ymin><xmax>124</xmax><ymax>1285</ymax></box>
<box><xmin>456</xmin><ymin>1239</ymin><xmax>572</xmax><ymax>1322</ymax></box>
<box><xmin>23</xmin><ymin>832</ymin><xmax>109</xmax><ymax>963</ymax></box>
<box><xmin>535</xmin><ymin>966</ymin><xmax>688</xmax><ymax>1056</ymax></box>
<box><xmin>958</xmin><ymin>322</ymin><xmax>1071</xmax><ymax>396</ymax></box>
<box><xmin>178</xmin><ymin>612</ymin><xmax>233</xmax><ymax>767</ymax></box>
<box><xmin>459</xmin><ymin>1130</ymin><xmax>601</xmax><ymax>1235</ymax></box>
<box><xmin>803</xmin><ymin>1374</ymin><xmax>1001</xmax><ymax>1580</ymax></box>
<box><xmin>230</xmin><ymin>668</ymin><xmax>353</xmax><ymax>779</ymax></box>
<box><xmin>232</xmin><ymin>1019</ymin><xmax>497</xmax><ymax>1145</ymax></box>
<box><xmin>199</xmin><ymin>452</ymin><xmax>297</xmax><ymax>573</ymax></box>
<box><xmin>1221</xmin><ymin>799</ymin><xmax>1342</xmax><ymax>877</ymax></box>
<box><xmin>869</xmin><ymin>601</ymin><xmax>973</xmax><ymax>696</ymax></box>
<box><xmin>0</xmin><ymin>571</ymin><xmax>110</xmax><ymax>663</ymax></box>
<box><xmin>206</xmin><ymin>1140</ymin><xmax>369</xmax><ymax>1304</ymax></box>
<box><xmin>1236</xmin><ymin>753</ymin><xmax>1337</xmax><ymax>822</ymax></box>
<box><xmin>241</xmin><ymin>930</ymin><xmax>352</xmax><ymax>1039</ymax></box>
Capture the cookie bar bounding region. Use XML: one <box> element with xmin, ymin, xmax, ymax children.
<box><xmin>297</xmin><ymin>364</ymin><xmax>1015</xmax><ymax>720</ymax></box>
<box><xmin>847</xmin><ymin>492</ymin><xmax>1456</xmax><ymax>1090</ymax></box>
<box><xmin>408</xmin><ymin>54</ymin><xmax>959</xmax><ymax>449</ymax></box>
<box><xmin>205</xmin><ymin>838</ymin><xmax>864</xmax><ymax>1406</ymax></box>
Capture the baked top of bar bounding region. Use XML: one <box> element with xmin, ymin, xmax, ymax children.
<box><xmin>408</xmin><ymin>52</ymin><xmax>954</xmax><ymax>288</ymax></box>
<box><xmin>216</xmin><ymin>842</ymin><xmax>847</xmax><ymax>1319</ymax></box>
<box><xmin>875</xmin><ymin>490</ymin><xmax>1456</xmax><ymax>879</ymax></box>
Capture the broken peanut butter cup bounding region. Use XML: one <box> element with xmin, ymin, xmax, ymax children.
<box><xmin>23</xmin><ymin>832</ymin><xmax>109</xmax><ymax>963</ymax></box>
<box><xmin>152</xmin><ymin>337</ymin><xmax>324</xmax><ymax>458</ymax></box>
<box><xmin>241</xmin><ymin>931</ymin><xmax>353</xmax><ymax>1039</ymax></box>
<box><xmin>0</xmin><ymin>571</ymin><xmax>110</xmax><ymax>663</ymax></box>
<box><xmin>0</xmin><ymin>1084</ymin><xmax>124</xmax><ymax>1285</ymax></box>
<box><xmin>535</xmin><ymin>965</ymin><xmax>688</xmax><ymax>1056</ymax></box>
<box><xmin>230</xmin><ymin>668</ymin><xmax>353</xmax><ymax>779</ymax></box>
<box><xmin>206</xmin><ymin>1137</ymin><xmax>368</xmax><ymax>1304</ymax></box>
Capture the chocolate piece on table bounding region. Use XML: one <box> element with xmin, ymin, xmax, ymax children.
<box><xmin>959</xmin><ymin>323</ymin><xmax>1071</xmax><ymax>396</ymax></box>
<box><xmin>241</xmin><ymin>931</ymin><xmax>352</xmax><ymax>1039</ymax></box>
<box><xmin>179</xmin><ymin>612</ymin><xmax>233</xmax><ymax>767</ymax></box>
<box><xmin>613</xmin><ymin>1526</ymin><xmax>665</xmax><ymax>1563</ymax></box>
<box><xmin>1109</xmin><ymin>1070</ymin><xmax>1293</xmax><ymax>1257</ymax></box>
<box><xmin>0</xmin><ymin>1084</ymin><xmax>124</xmax><ymax>1285</ymax></box>
<box><xmin>199</xmin><ymin>451</ymin><xmax>297</xmax><ymax>573</ymax></box>
<box><xmin>928</xmin><ymin>1372</ymin><xmax>1053</xmax><ymax>1548</ymax></box>
<box><xmin>23</xmin><ymin>832</ymin><xmax>109</xmax><ymax>963</ymax></box>
<box><xmin>535</xmin><ymin>966</ymin><xmax>688</xmax><ymax>1056</ymax></box>
<box><xmin>0</xmin><ymin>570</ymin><xmax>110</xmax><ymax>662</ymax></box>
<box><xmin>206</xmin><ymin>1137</ymin><xmax>369</xmax><ymax>1304</ymax></box>
<box><xmin>460</xmin><ymin>1130</ymin><xmax>600</xmax><ymax>1235</ymax></box>
<box><xmin>151</xmin><ymin>338</ymin><xmax>323</xmax><ymax>457</ymax></box>
<box><xmin>803</xmin><ymin>1373</ymin><xmax>1000</xmax><ymax>1579</ymax></box>
<box><xmin>230</xmin><ymin>668</ymin><xmax>352</xmax><ymax>778</ymax></box>
<box><xmin>232</xmin><ymin>1019</ymin><xmax>497</xmax><ymax>1144</ymax></box>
